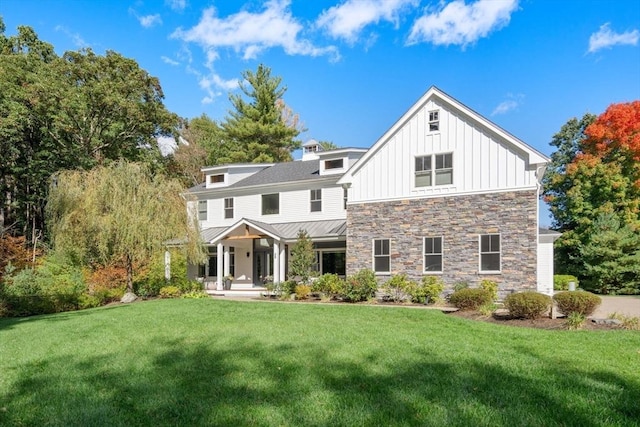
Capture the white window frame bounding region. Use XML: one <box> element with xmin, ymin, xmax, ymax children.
<box><xmin>479</xmin><ymin>234</ymin><xmax>501</xmax><ymax>273</ymax></box>
<box><xmin>310</xmin><ymin>189</ymin><xmax>322</xmax><ymax>212</ymax></box>
<box><xmin>324</xmin><ymin>158</ymin><xmax>344</xmax><ymax>170</ymax></box>
<box><xmin>198</xmin><ymin>200</ymin><xmax>207</xmax><ymax>221</ymax></box>
<box><xmin>428</xmin><ymin>110</ymin><xmax>439</xmax><ymax>132</ymax></box>
<box><xmin>415</xmin><ymin>152</ymin><xmax>453</xmax><ymax>188</ymax></box>
<box><xmin>373</xmin><ymin>239</ymin><xmax>390</xmax><ymax>274</ymax></box>
<box><xmin>224</xmin><ymin>197</ymin><xmax>234</xmax><ymax>219</ymax></box>
<box><xmin>209</xmin><ymin>174</ymin><xmax>225</xmax><ymax>184</ymax></box>
<box><xmin>423</xmin><ymin>236</ymin><xmax>443</xmax><ymax>274</ymax></box>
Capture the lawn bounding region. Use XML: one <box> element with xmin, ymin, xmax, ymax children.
<box><xmin>1</xmin><ymin>299</ymin><xmax>639</xmax><ymax>426</ymax></box>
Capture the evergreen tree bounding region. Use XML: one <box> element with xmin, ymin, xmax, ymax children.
<box><xmin>289</xmin><ymin>229</ymin><xmax>315</xmax><ymax>283</ymax></box>
<box><xmin>222</xmin><ymin>64</ymin><xmax>301</xmax><ymax>163</ymax></box>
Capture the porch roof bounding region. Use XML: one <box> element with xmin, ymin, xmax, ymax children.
<box><xmin>201</xmin><ymin>218</ymin><xmax>347</xmax><ymax>245</ymax></box>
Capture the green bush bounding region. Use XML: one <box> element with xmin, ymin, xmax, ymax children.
<box><xmin>504</xmin><ymin>292</ymin><xmax>551</xmax><ymax>319</ymax></box>
<box><xmin>480</xmin><ymin>280</ymin><xmax>498</xmax><ymax>301</ymax></box>
<box><xmin>553</xmin><ymin>291</ymin><xmax>601</xmax><ymax>316</ymax></box>
<box><xmin>453</xmin><ymin>282</ymin><xmax>469</xmax><ymax>292</ymax></box>
<box><xmin>281</xmin><ymin>280</ymin><xmax>298</xmax><ymax>296</ymax></box>
<box><xmin>136</xmin><ymin>280</ymin><xmax>164</xmax><ymax>298</ymax></box>
<box><xmin>566</xmin><ymin>312</ymin><xmax>586</xmax><ymax>330</ymax></box>
<box><xmin>341</xmin><ymin>269</ymin><xmax>378</xmax><ymax>302</ymax></box>
<box><xmin>311</xmin><ymin>274</ymin><xmax>345</xmax><ymax>299</ymax></box>
<box><xmin>294</xmin><ymin>284</ymin><xmax>311</xmax><ymax>300</ymax></box>
<box><xmin>78</xmin><ymin>294</ymin><xmax>102</xmax><ymax>309</ymax></box>
<box><xmin>554</xmin><ymin>275</ymin><xmax>579</xmax><ymax>291</ymax></box>
<box><xmin>181</xmin><ymin>290</ymin><xmax>209</xmax><ymax>299</ymax></box>
<box><xmin>408</xmin><ymin>276</ymin><xmax>445</xmax><ymax>304</ymax></box>
<box><xmin>159</xmin><ymin>286</ymin><xmax>181</xmax><ymax>298</ymax></box>
<box><xmin>449</xmin><ymin>288</ymin><xmax>492</xmax><ymax>310</ymax></box>
<box><xmin>383</xmin><ymin>274</ymin><xmax>414</xmax><ymax>302</ymax></box>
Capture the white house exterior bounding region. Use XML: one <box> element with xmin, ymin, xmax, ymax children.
<box><xmin>187</xmin><ymin>87</ymin><xmax>554</xmax><ymax>296</ymax></box>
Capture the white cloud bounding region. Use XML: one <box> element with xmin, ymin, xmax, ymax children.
<box><xmin>408</xmin><ymin>0</ymin><xmax>518</xmax><ymax>48</ymax></box>
<box><xmin>316</xmin><ymin>0</ymin><xmax>417</xmax><ymax>44</ymax></box>
<box><xmin>54</xmin><ymin>25</ymin><xmax>89</xmax><ymax>48</ymax></box>
<box><xmin>491</xmin><ymin>93</ymin><xmax>524</xmax><ymax>116</ymax></box>
<box><xmin>161</xmin><ymin>56</ymin><xmax>180</xmax><ymax>66</ymax></box>
<box><xmin>139</xmin><ymin>14</ymin><xmax>163</xmax><ymax>28</ymax></box>
<box><xmin>170</xmin><ymin>0</ymin><xmax>337</xmax><ymax>60</ymax></box>
<box><xmin>167</xmin><ymin>0</ymin><xmax>186</xmax><ymax>12</ymax></box>
<box><xmin>588</xmin><ymin>23</ymin><xmax>639</xmax><ymax>53</ymax></box>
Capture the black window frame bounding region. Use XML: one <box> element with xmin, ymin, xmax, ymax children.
<box><xmin>262</xmin><ymin>193</ymin><xmax>279</xmax><ymax>215</ymax></box>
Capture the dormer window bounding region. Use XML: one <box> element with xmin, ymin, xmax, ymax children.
<box><xmin>325</xmin><ymin>159</ymin><xmax>344</xmax><ymax>170</ymax></box>
<box><xmin>429</xmin><ymin>110</ymin><xmax>439</xmax><ymax>132</ymax></box>
<box><xmin>209</xmin><ymin>174</ymin><xmax>224</xmax><ymax>184</ymax></box>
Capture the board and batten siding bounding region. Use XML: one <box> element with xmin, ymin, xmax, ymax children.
<box><xmin>198</xmin><ymin>185</ymin><xmax>346</xmax><ymax>229</ymax></box>
<box><xmin>348</xmin><ymin>100</ymin><xmax>536</xmax><ymax>203</ymax></box>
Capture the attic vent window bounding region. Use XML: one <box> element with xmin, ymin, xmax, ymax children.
<box><xmin>325</xmin><ymin>159</ymin><xmax>344</xmax><ymax>170</ymax></box>
<box><xmin>429</xmin><ymin>110</ymin><xmax>439</xmax><ymax>132</ymax></box>
<box><xmin>210</xmin><ymin>174</ymin><xmax>224</xmax><ymax>184</ymax></box>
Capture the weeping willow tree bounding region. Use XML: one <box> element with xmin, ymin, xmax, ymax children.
<box><xmin>47</xmin><ymin>161</ymin><xmax>205</xmax><ymax>292</ymax></box>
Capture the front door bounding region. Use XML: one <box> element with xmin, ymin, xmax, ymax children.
<box><xmin>254</xmin><ymin>250</ymin><xmax>273</xmax><ymax>286</ymax></box>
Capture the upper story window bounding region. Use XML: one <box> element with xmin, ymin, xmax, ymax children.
<box><xmin>325</xmin><ymin>159</ymin><xmax>344</xmax><ymax>170</ymax></box>
<box><xmin>209</xmin><ymin>174</ymin><xmax>224</xmax><ymax>184</ymax></box>
<box><xmin>262</xmin><ymin>193</ymin><xmax>279</xmax><ymax>215</ymax></box>
<box><xmin>428</xmin><ymin>110</ymin><xmax>439</xmax><ymax>132</ymax></box>
<box><xmin>198</xmin><ymin>200</ymin><xmax>207</xmax><ymax>221</ymax></box>
<box><xmin>415</xmin><ymin>153</ymin><xmax>453</xmax><ymax>187</ymax></box>
<box><xmin>343</xmin><ymin>188</ymin><xmax>348</xmax><ymax>210</ymax></box>
<box><xmin>373</xmin><ymin>238</ymin><xmax>390</xmax><ymax>273</ymax></box>
<box><xmin>224</xmin><ymin>198</ymin><xmax>234</xmax><ymax>219</ymax></box>
<box><xmin>424</xmin><ymin>237</ymin><xmax>443</xmax><ymax>273</ymax></box>
<box><xmin>480</xmin><ymin>234</ymin><xmax>501</xmax><ymax>273</ymax></box>
<box><xmin>310</xmin><ymin>189</ymin><xmax>322</xmax><ymax>212</ymax></box>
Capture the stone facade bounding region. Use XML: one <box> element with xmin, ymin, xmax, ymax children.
<box><xmin>346</xmin><ymin>190</ymin><xmax>538</xmax><ymax>296</ymax></box>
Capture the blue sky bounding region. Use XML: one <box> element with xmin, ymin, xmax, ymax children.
<box><xmin>2</xmin><ymin>0</ymin><xmax>639</xmax><ymax>224</ymax></box>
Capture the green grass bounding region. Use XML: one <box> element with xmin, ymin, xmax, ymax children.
<box><xmin>1</xmin><ymin>299</ymin><xmax>639</xmax><ymax>426</ymax></box>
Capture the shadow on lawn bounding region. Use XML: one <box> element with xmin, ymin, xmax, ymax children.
<box><xmin>1</xmin><ymin>336</ymin><xmax>639</xmax><ymax>427</ymax></box>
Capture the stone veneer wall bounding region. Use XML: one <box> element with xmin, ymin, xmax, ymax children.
<box><xmin>346</xmin><ymin>189</ymin><xmax>538</xmax><ymax>296</ymax></box>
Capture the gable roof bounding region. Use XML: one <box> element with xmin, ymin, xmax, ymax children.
<box><xmin>338</xmin><ymin>86</ymin><xmax>549</xmax><ymax>185</ymax></box>
<box><xmin>202</xmin><ymin>218</ymin><xmax>347</xmax><ymax>244</ymax></box>
<box><xmin>230</xmin><ymin>159</ymin><xmax>321</xmax><ymax>188</ymax></box>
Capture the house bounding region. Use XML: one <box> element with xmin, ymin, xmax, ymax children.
<box><xmin>186</xmin><ymin>86</ymin><xmax>557</xmax><ymax>297</ymax></box>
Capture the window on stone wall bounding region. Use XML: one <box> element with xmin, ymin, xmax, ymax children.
<box><xmin>373</xmin><ymin>239</ymin><xmax>390</xmax><ymax>273</ymax></box>
<box><xmin>480</xmin><ymin>234</ymin><xmax>501</xmax><ymax>272</ymax></box>
<box><xmin>424</xmin><ymin>237</ymin><xmax>443</xmax><ymax>273</ymax></box>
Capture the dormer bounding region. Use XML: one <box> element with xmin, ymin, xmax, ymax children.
<box><xmin>302</xmin><ymin>139</ymin><xmax>323</xmax><ymax>161</ymax></box>
<box><xmin>202</xmin><ymin>164</ymin><xmax>273</xmax><ymax>189</ymax></box>
<box><xmin>318</xmin><ymin>148</ymin><xmax>367</xmax><ymax>176</ymax></box>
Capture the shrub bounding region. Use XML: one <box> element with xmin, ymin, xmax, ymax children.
<box><xmin>311</xmin><ymin>274</ymin><xmax>345</xmax><ymax>299</ymax></box>
<box><xmin>181</xmin><ymin>290</ymin><xmax>209</xmax><ymax>299</ymax></box>
<box><xmin>478</xmin><ymin>302</ymin><xmax>497</xmax><ymax>316</ymax></box>
<box><xmin>480</xmin><ymin>280</ymin><xmax>498</xmax><ymax>300</ymax></box>
<box><xmin>554</xmin><ymin>275</ymin><xmax>579</xmax><ymax>291</ymax></box>
<box><xmin>383</xmin><ymin>274</ymin><xmax>413</xmax><ymax>302</ymax></box>
<box><xmin>566</xmin><ymin>312</ymin><xmax>586</xmax><ymax>330</ymax></box>
<box><xmin>409</xmin><ymin>276</ymin><xmax>445</xmax><ymax>304</ymax></box>
<box><xmin>608</xmin><ymin>312</ymin><xmax>640</xmax><ymax>330</ymax></box>
<box><xmin>159</xmin><ymin>286</ymin><xmax>181</xmax><ymax>298</ymax></box>
<box><xmin>78</xmin><ymin>294</ymin><xmax>101</xmax><ymax>309</ymax></box>
<box><xmin>281</xmin><ymin>280</ymin><xmax>298</xmax><ymax>296</ymax></box>
<box><xmin>504</xmin><ymin>292</ymin><xmax>551</xmax><ymax>319</ymax></box>
<box><xmin>553</xmin><ymin>291</ymin><xmax>601</xmax><ymax>316</ymax></box>
<box><xmin>294</xmin><ymin>284</ymin><xmax>311</xmax><ymax>300</ymax></box>
<box><xmin>449</xmin><ymin>288</ymin><xmax>492</xmax><ymax>310</ymax></box>
<box><xmin>453</xmin><ymin>282</ymin><xmax>469</xmax><ymax>292</ymax></box>
<box><xmin>341</xmin><ymin>269</ymin><xmax>378</xmax><ymax>302</ymax></box>
<box><xmin>136</xmin><ymin>280</ymin><xmax>164</xmax><ymax>298</ymax></box>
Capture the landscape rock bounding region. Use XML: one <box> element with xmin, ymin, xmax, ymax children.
<box><xmin>121</xmin><ymin>292</ymin><xmax>137</xmax><ymax>304</ymax></box>
<box><xmin>591</xmin><ymin>318</ymin><xmax>622</xmax><ymax>325</ymax></box>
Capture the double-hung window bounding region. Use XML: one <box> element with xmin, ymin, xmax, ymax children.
<box><xmin>373</xmin><ymin>239</ymin><xmax>390</xmax><ymax>273</ymax></box>
<box><xmin>429</xmin><ymin>110</ymin><xmax>439</xmax><ymax>132</ymax></box>
<box><xmin>310</xmin><ymin>189</ymin><xmax>322</xmax><ymax>212</ymax></box>
<box><xmin>262</xmin><ymin>193</ymin><xmax>279</xmax><ymax>215</ymax></box>
<box><xmin>224</xmin><ymin>198</ymin><xmax>234</xmax><ymax>219</ymax></box>
<box><xmin>424</xmin><ymin>237</ymin><xmax>443</xmax><ymax>273</ymax></box>
<box><xmin>480</xmin><ymin>234</ymin><xmax>501</xmax><ymax>272</ymax></box>
<box><xmin>198</xmin><ymin>200</ymin><xmax>207</xmax><ymax>220</ymax></box>
<box><xmin>415</xmin><ymin>153</ymin><xmax>453</xmax><ymax>187</ymax></box>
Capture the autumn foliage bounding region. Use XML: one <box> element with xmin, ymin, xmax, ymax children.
<box><xmin>0</xmin><ymin>235</ymin><xmax>37</xmax><ymax>283</ymax></box>
<box><xmin>582</xmin><ymin>101</ymin><xmax>640</xmax><ymax>162</ymax></box>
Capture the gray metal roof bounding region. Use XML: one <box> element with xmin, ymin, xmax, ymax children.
<box><xmin>539</xmin><ymin>228</ymin><xmax>561</xmax><ymax>235</ymax></box>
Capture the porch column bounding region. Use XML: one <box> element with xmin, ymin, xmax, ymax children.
<box><xmin>223</xmin><ymin>245</ymin><xmax>230</xmax><ymax>277</ymax></box>
<box><xmin>279</xmin><ymin>244</ymin><xmax>286</xmax><ymax>282</ymax></box>
<box><xmin>216</xmin><ymin>242</ymin><xmax>223</xmax><ymax>290</ymax></box>
<box><xmin>273</xmin><ymin>240</ymin><xmax>280</xmax><ymax>283</ymax></box>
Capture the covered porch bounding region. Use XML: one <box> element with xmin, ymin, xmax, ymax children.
<box><xmin>189</xmin><ymin>218</ymin><xmax>347</xmax><ymax>295</ymax></box>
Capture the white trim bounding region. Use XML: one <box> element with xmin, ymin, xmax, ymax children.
<box><xmin>479</xmin><ymin>233</ymin><xmax>502</xmax><ymax>274</ymax></box>
<box><xmin>372</xmin><ymin>238</ymin><xmax>391</xmax><ymax>274</ymax></box>
<box><xmin>423</xmin><ymin>236</ymin><xmax>444</xmax><ymax>274</ymax></box>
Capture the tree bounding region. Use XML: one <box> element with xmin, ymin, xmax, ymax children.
<box><xmin>46</xmin><ymin>161</ymin><xmax>205</xmax><ymax>292</ymax></box>
<box><xmin>289</xmin><ymin>229</ymin><xmax>315</xmax><ymax>283</ymax></box>
<box><xmin>543</xmin><ymin>101</ymin><xmax>640</xmax><ymax>292</ymax></box>
<box><xmin>222</xmin><ymin>64</ymin><xmax>302</xmax><ymax>163</ymax></box>
<box><xmin>318</xmin><ymin>140</ymin><xmax>339</xmax><ymax>151</ymax></box>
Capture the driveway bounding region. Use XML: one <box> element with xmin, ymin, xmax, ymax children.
<box><xmin>591</xmin><ymin>296</ymin><xmax>640</xmax><ymax>318</ymax></box>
